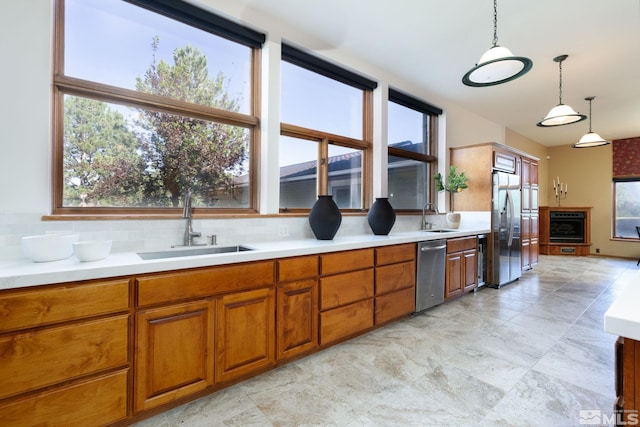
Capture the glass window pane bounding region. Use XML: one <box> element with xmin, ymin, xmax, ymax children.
<box><xmin>62</xmin><ymin>95</ymin><xmax>249</xmax><ymax>208</ymax></box>
<box><xmin>281</xmin><ymin>61</ymin><xmax>363</xmax><ymax>139</ymax></box>
<box><xmin>64</xmin><ymin>0</ymin><xmax>252</xmax><ymax>114</ymax></box>
<box><xmin>328</xmin><ymin>144</ymin><xmax>362</xmax><ymax>209</ymax></box>
<box><xmin>279</xmin><ymin>136</ymin><xmax>318</xmax><ymax>209</ymax></box>
<box><xmin>615</xmin><ymin>181</ymin><xmax>640</xmax><ymax>238</ymax></box>
<box><xmin>388</xmin><ymin>156</ymin><xmax>428</xmax><ymax>210</ymax></box>
<box><xmin>388</xmin><ymin>101</ymin><xmax>428</xmax><ymax>155</ymax></box>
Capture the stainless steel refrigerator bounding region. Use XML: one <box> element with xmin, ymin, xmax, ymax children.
<box><xmin>490</xmin><ymin>171</ymin><xmax>521</xmax><ymax>287</ymax></box>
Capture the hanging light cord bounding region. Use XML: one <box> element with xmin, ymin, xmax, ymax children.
<box><xmin>557</xmin><ymin>60</ymin><xmax>564</xmax><ymax>104</ymax></box>
<box><xmin>587</xmin><ymin>98</ymin><xmax>593</xmax><ymax>132</ymax></box>
<box><xmin>492</xmin><ymin>0</ymin><xmax>498</xmax><ymax>47</ymax></box>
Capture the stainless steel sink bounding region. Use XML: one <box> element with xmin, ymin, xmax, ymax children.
<box><xmin>137</xmin><ymin>245</ymin><xmax>254</xmax><ymax>260</ymax></box>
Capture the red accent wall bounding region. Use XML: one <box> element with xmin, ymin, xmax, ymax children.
<box><xmin>612</xmin><ymin>137</ymin><xmax>640</xmax><ymax>177</ymax></box>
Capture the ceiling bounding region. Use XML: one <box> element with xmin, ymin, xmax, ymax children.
<box><xmin>211</xmin><ymin>0</ymin><xmax>640</xmax><ymax>147</ymax></box>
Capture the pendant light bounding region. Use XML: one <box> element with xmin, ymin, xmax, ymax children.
<box><xmin>462</xmin><ymin>0</ymin><xmax>532</xmax><ymax>87</ymax></box>
<box><xmin>537</xmin><ymin>55</ymin><xmax>587</xmax><ymax>127</ymax></box>
<box><xmin>573</xmin><ymin>96</ymin><xmax>610</xmax><ymax>148</ymax></box>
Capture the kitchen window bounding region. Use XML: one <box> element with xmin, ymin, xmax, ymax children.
<box><xmin>387</xmin><ymin>89</ymin><xmax>441</xmax><ymax>211</ymax></box>
<box><xmin>613</xmin><ymin>179</ymin><xmax>640</xmax><ymax>239</ymax></box>
<box><xmin>279</xmin><ymin>45</ymin><xmax>375</xmax><ymax>211</ymax></box>
<box><xmin>52</xmin><ymin>0</ymin><xmax>264</xmax><ymax>215</ymax></box>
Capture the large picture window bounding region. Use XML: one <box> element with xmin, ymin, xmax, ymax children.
<box><xmin>53</xmin><ymin>0</ymin><xmax>263</xmax><ymax>214</ymax></box>
<box><xmin>612</xmin><ymin>138</ymin><xmax>640</xmax><ymax>239</ymax></box>
<box><xmin>279</xmin><ymin>45</ymin><xmax>375</xmax><ymax>211</ymax></box>
<box><xmin>387</xmin><ymin>89</ymin><xmax>441</xmax><ymax>211</ymax></box>
<box><xmin>613</xmin><ymin>179</ymin><xmax>640</xmax><ymax>239</ymax></box>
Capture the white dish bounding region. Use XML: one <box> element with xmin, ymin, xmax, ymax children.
<box><xmin>73</xmin><ymin>240</ymin><xmax>112</xmax><ymax>262</ymax></box>
<box><xmin>21</xmin><ymin>233</ymin><xmax>80</xmax><ymax>262</ymax></box>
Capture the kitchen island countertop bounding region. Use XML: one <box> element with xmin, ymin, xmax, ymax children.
<box><xmin>0</xmin><ymin>228</ymin><xmax>489</xmax><ymax>291</ymax></box>
<box><xmin>604</xmin><ymin>269</ymin><xmax>640</xmax><ymax>340</ymax></box>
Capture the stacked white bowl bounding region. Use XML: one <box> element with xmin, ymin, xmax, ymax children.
<box><xmin>21</xmin><ymin>233</ymin><xmax>79</xmax><ymax>262</ymax></box>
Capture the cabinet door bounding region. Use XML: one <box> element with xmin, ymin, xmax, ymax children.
<box><xmin>215</xmin><ymin>287</ymin><xmax>275</xmax><ymax>384</ymax></box>
<box><xmin>445</xmin><ymin>253</ymin><xmax>463</xmax><ymax>299</ymax></box>
<box><xmin>134</xmin><ymin>300</ymin><xmax>214</xmax><ymax>412</ymax></box>
<box><xmin>530</xmin><ymin>239</ymin><xmax>539</xmax><ymax>267</ymax></box>
<box><xmin>493</xmin><ymin>151</ymin><xmax>517</xmax><ymax>173</ymax></box>
<box><xmin>277</xmin><ymin>278</ymin><xmax>318</xmax><ymax>361</ymax></box>
<box><xmin>462</xmin><ymin>249</ymin><xmax>477</xmax><ymax>293</ymax></box>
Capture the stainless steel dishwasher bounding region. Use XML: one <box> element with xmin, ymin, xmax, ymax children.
<box><xmin>415</xmin><ymin>239</ymin><xmax>446</xmax><ymax>313</ymax></box>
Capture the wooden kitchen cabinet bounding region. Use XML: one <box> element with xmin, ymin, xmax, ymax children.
<box><xmin>0</xmin><ymin>279</ymin><xmax>131</xmax><ymax>427</ymax></box>
<box><xmin>521</xmin><ymin>157</ymin><xmax>539</xmax><ymax>270</ymax></box>
<box><xmin>445</xmin><ymin>236</ymin><xmax>477</xmax><ymax>300</ymax></box>
<box><xmin>134</xmin><ymin>299</ymin><xmax>214</xmax><ymax>412</ymax></box>
<box><xmin>134</xmin><ymin>260</ymin><xmax>276</xmax><ymax>410</ymax></box>
<box><xmin>614</xmin><ymin>337</ymin><xmax>640</xmax><ymax>424</ymax></box>
<box><xmin>0</xmin><ymin>243</ymin><xmax>429</xmax><ymax>426</ymax></box>
<box><xmin>450</xmin><ymin>142</ymin><xmax>539</xmax><ymax>279</ymax></box>
<box><xmin>276</xmin><ymin>255</ymin><xmax>319</xmax><ymax>361</ymax></box>
<box><xmin>319</xmin><ymin>248</ymin><xmax>374</xmax><ymax>345</ymax></box>
<box><xmin>215</xmin><ymin>287</ymin><xmax>276</xmax><ymax>384</ymax></box>
<box><xmin>374</xmin><ymin>243</ymin><xmax>416</xmax><ymax>325</ymax></box>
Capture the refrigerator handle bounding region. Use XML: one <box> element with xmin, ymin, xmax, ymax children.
<box><xmin>506</xmin><ymin>188</ymin><xmax>515</xmax><ymax>246</ymax></box>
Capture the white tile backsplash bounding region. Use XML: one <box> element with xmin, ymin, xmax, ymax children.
<box><xmin>0</xmin><ymin>211</ymin><xmax>490</xmax><ymax>261</ymax></box>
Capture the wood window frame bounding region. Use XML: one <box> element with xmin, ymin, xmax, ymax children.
<box><xmin>387</xmin><ymin>89</ymin><xmax>441</xmax><ymax>213</ymax></box>
<box><xmin>49</xmin><ymin>0</ymin><xmax>263</xmax><ymax>219</ymax></box>
<box><xmin>279</xmin><ymin>49</ymin><xmax>374</xmax><ymax>213</ymax></box>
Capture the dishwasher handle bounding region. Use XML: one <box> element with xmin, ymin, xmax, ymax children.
<box><xmin>420</xmin><ymin>244</ymin><xmax>447</xmax><ymax>252</ymax></box>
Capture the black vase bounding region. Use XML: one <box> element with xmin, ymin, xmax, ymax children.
<box><xmin>367</xmin><ymin>197</ymin><xmax>396</xmax><ymax>235</ymax></box>
<box><xmin>309</xmin><ymin>195</ymin><xmax>342</xmax><ymax>240</ymax></box>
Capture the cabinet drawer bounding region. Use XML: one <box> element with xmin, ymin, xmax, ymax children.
<box><xmin>375</xmin><ymin>261</ymin><xmax>415</xmax><ymax>295</ymax></box>
<box><xmin>0</xmin><ymin>279</ymin><xmax>130</xmax><ymax>333</ymax></box>
<box><xmin>0</xmin><ymin>369</ymin><xmax>128</xmax><ymax>427</ymax></box>
<box><xmin>0</xmin><ymin>315</ymin><xmax>129</xmax><ymax>400</ymax></box>
<box><xmin>320</xmin><ymin>269</ymin><xmax>374</xmax><ymax>310</ymax></box>
<box><xmin>375</xmin><ymin>287</ymin><xmax>415</xmax><ymax>325</ymax></box>
<box><xmin>277</xmin><ymin>255</ymin><xmax>318</xmax><ymax>282</ymax></box>
<box><xmin>375</xmin><ymin>244</ymin><xmax>415</xmax><ymax>266</ymax></box>
<box><xmin>137</xmin><ymin>260</ymin><xmax>275</xmax><ymax>306</ymax></box>
<box><xmin>320</xmin><ymin>248</ymin><xmax>374</xmax><ymax>276</ymax></box>
<box><xmin>320</xmin><ymin>299</ymin><xmax>373</xmax><ymax>345</ymax></box>
<box><xmin>447</xmin><ymin>236</ymin><xmax>477</xmax><ymax>254</ymax></box>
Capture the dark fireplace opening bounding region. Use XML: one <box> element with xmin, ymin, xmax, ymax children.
<box><xmin>549</xmin><ymin>211</ymin><xmax>585</xmax><ymax>243</ymax></box>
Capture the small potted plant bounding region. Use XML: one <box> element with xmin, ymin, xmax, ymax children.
<box><xmin>434</xmin><ymin>165</ymin><xmax>468</xmax><ymax>228</ymax></box>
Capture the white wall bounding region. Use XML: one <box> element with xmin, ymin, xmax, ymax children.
<box><xmin>0</xmin><ymin>0</ymin><xmax>504</xmax><ymax>259</ymax></box>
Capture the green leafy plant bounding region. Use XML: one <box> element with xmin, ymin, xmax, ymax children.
<box><xmin>434</xmin><ymin>166</ymin><xmax>468</xmax><ymax>212</ymax></box>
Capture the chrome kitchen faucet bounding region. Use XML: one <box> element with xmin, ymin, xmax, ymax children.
<box><xmin>421</xmin><ymin>202</ymin><xmax>439</xmax><ymax>230</ymax></box>
<box><xmin>182</xmin><ymin>192</ymin><xmax>202</xmax><ymax>246</ymax></box>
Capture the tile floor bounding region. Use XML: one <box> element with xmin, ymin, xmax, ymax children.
<box><xmin>132</xmin><ymin>255</ymin><xmax>638</xmax><ymax>427</ymax></box>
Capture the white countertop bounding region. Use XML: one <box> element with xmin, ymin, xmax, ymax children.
<box><xmin>0</xmin><ymin>228</ymin><xmax>488</xmax><ymax>291</ymax></box>
<box><xmin>604</xmin><ymin>269</ymin><xmax>640</xmax><ymax>340</ymax></box>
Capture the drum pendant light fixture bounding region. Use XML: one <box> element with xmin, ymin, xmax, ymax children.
<box><xmin>537</xmin><ymin>55</ymin><xmax>587</xmax><ymax>127</ymax></box>
<box><xmin>462</xmin><ymin>0</ymin><xmax>532</xmax><ymax>87</ymax></box>
<box><xmin>573</xmin><ymin>96</ymin><xmax>610</xmax><ymax>148</ymax></box>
